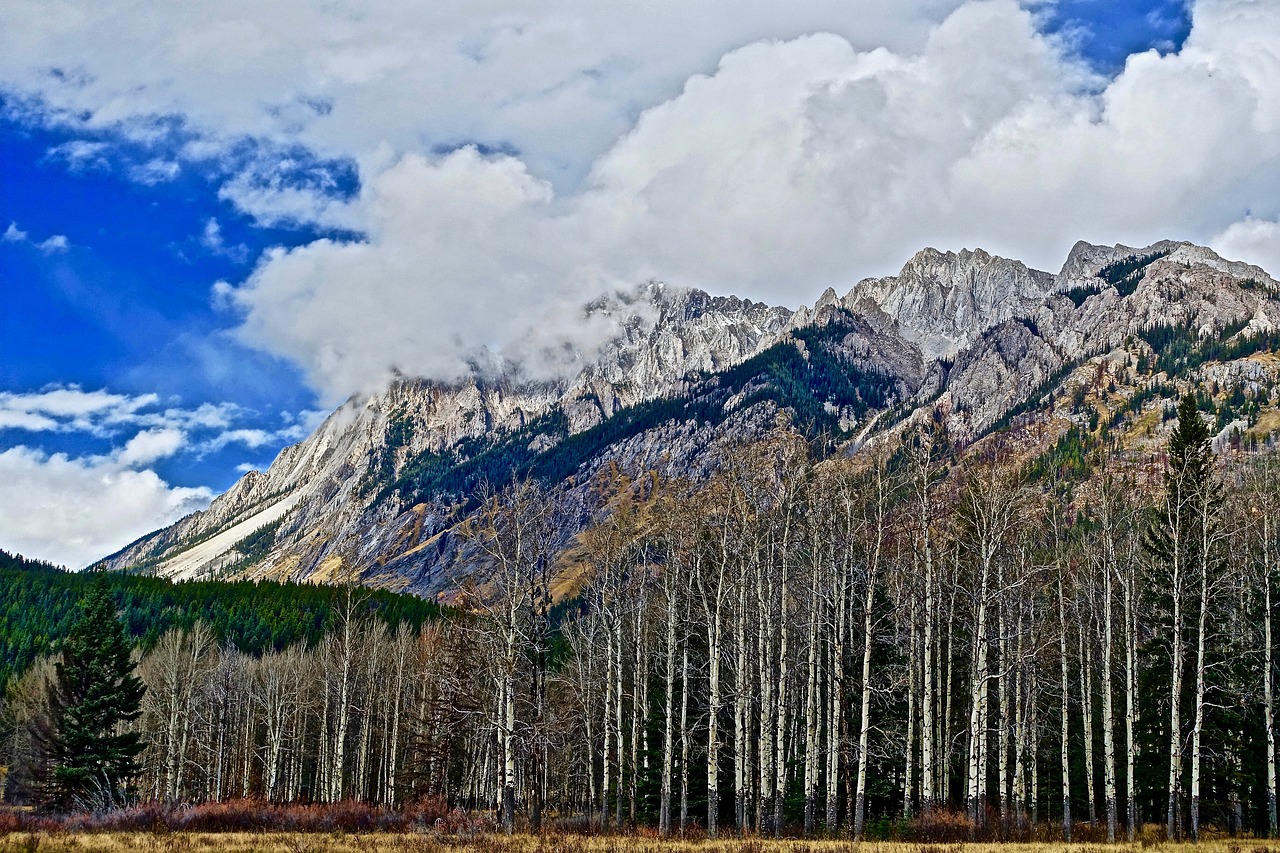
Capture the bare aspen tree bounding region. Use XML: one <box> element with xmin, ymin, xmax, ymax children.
<box><xmin>656</xmin><ymin>489</ymin><xmax>694</xmax><ymax>837</ymax></box>
<box><xmin>959</xmin><ymin>459</ymin><xmax>1022</xmax><ymax>830</ymax></box>
<box><xmin>1057</xmin><ymin>569</ymin><xmax>1072</xmax><ymax>842</ymax></box>
<box><xmin>1146</xmin><ymin>394</ymin><xmax>1217</xmax><ymax>840</ymax></box>
<box><xmin>1076</xmin><ymin>588</ymin><xmax>1097</xmax><ymax>828</ymax></box>
<box><xmin>468</xmin><ymin>477</ymin><xmax>567</xmax><ymax>834</ymax></box>
<box><xmin>1249</xmin><ymin>457</ymin><xmax>1280</xmax><ymax>836</ymax></box>
<box><xmin>802</xmin><ymin>517</ymin><xmax>824</xmax><ymax>836</ymax></box>
<box><xmin>854</xmin><ymin>454</ymin><xmax>891</xmax><ymax>839</ymax></box>
<box><xmin>692</xmin><ymin>476</ymin><xmax>739</xmax><ymax>838</ymax></box>
<box><xmin>905</xmin><ymin>428</ymin><xmax>943</xmax><ymax>814</ymax></box>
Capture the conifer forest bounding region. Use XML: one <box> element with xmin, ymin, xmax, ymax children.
<box><xmin>7</xmin><ymin>394</ymin><xmax>1280</xmax><ymax>844</ymax></box>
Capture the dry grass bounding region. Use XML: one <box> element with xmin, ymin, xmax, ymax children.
<box><xmin>1</xmin><ymin>833</ymin><xmax>1278</xmax><ymax>853</ymax></box>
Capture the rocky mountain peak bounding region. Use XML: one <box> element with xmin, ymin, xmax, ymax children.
<box><xmin>847</xmin><ymin>246</ymin><xmax>1054</xmax><ymax>359</ymax></box>
<box><xmin>99</xmin><ymin>238</ymin><xmax>1280</xmax><ymax>594</ymax></box>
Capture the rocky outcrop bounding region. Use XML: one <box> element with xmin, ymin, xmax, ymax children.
<box><xmin>848</xmin><ymin>247</ymin><xmax>1055</xmax><ymax>359</ymax></box>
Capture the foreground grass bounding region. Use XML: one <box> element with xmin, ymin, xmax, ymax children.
<box><xmin>2</xmin><ymin>835</ymin><xmax>1279</xmax><ymax>853</ymax></box>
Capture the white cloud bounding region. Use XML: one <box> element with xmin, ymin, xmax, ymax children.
<box><xmin>2</xmin><ymin>221</ymin><xmax>70</xmax><ymax>254</ymax></box>
<box><xmin>228</xmin><ymin>147</ymin><xmax>626</xmax><ymax>398</ymax></box>
<box><xmin>1211</xmin><ymin>217</ymin><xmax>1280</xmax><ymax>280</ymax></box>
<box><xmin>0</xmin><ymin>386</ymin><xmax>159</xmax><ymax>434</ymax></box>
<box><xmin>0</xmin><ymin>445</ymin><xmax>211</xmax><ymax>569</ymax></box>
<box><xmin>0</xmin><ymin>0</ymin><xmax>965</xmax><ymax>190</ymax></box>
<box><xmin>199</xmin><ymin>218</ymin><xmax>250</xmax><ymax>263</ymax></box>
<box><xmin>0</xmin><ymin>387</ymin><xmax>318</xmax><ymax>566</ymax></box>
<box><xmin>117</xmin><ymin>427</ymin><xmax>186</xmax><ymax>466</ymax></box>
<box><xmin>6</xmin><ymin>0</ymin><xmax>1280</xmax><ymax>405</ymax></box>
<box><xmin>129</xmin><ymin>158</ymin><xmax>181</xmax><ymax>184</ymax></box>
<box><xmin>36</xmin><ymin>234</ymin><xmax>69</xmax><ymax>253</ymax></box>
<box><xmin>45</xmin><ymin>139</ymin><xmax>110</xmax><ymax>170</ymax></box>
<box><xmin>216</xmin><ymin>0</ymin><xmax>1280</xmax><ymax>401</ymax></box>
<box><xmin>0</xmin><ymin>384</ymin><xmax>311</xmax><ymax>457</ymax></box>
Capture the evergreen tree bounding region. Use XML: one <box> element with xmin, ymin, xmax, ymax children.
<box><xmin>1145</xmin><ymin>392</ymin><xmax>1217</xmax><ymax>566</ymax></box>
<box><xmin>36</xmin><ymin>578</ymin><xmax>146</xmax><ymax>812</ymax></box>
<box><xmin>1142</xmin><ymin>392</ymin><xmax>1223</xmax><ymax>839</ymax></box>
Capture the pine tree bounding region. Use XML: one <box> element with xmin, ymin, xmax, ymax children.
<box><xmin>1143</xmin><ymin>392</ymin><xmax>1221</xmax><ymax>839</ymax></box>
<box><xmin>36</xmin><ymin>578</ymin><xmax>146</xmax><ymax>812</ymax></box>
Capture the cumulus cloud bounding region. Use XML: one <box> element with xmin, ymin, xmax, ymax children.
<box><xmin>200</xmin><ymin>411</ymin><xmax>325</xmax><ymax>452</ymax></box>
<box><xmin>1212</xmin><ymin>217</ymin><xmax>1280</xmax><ymax>280</ymax></box>
<box><xmin>0</xmin><ymin>0</ymin><xmax>965</xmax><ymax>188</ymax></box>
<box><xmin>228</xmin><ymin>148</ymin><xmax>626</xmax><ymax>397</ymax></box>
<box><xmin>0</xmin><ymin>384</ymin><xmax>319</xmax><ymax>456</ymax></box>
<box><xmin>0</xmin><ymin>387</ymin><xmax>323</xmax><ymax>567</ymax></box>
<box><xmin>116</xmin><ymin>427</ymin><xmax>186</xmax><ymax>466</ymax></box>
<box><xmin>6</xmin><ymin>0</ymin><xmax>1280</xmax><ymax>404</ymax></box>
<box><xmin>200</xmin><ymin>218</ymin><xmax>249</xmax><ymax>263</ymax></box>
<box><xmin>216</xmin><ymin>0</ymin><xmax>1280</xmax><ymax>400</ymax></box>
<box><xmin>0</xmin><ymin>386</ymin><xmax>159</xmax><ymax>433</ymax></box>
<box><xmin>0</xmin><ymin>444</ymin><xmax>212</xmax><ymax>568</ymax></box>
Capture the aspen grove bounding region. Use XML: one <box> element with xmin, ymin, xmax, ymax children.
<box><xmin>7</xmin><ymin>401</ymin><xmax>1280</xmax><ymax>842</ymax></box>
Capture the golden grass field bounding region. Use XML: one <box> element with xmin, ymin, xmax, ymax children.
<box><xmin>2</xmin><ymin>835</ymin><xmax>1280</xmax><ymax>853</ymax></box>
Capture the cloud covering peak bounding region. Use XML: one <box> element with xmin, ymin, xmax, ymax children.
<box><xmin>4</xmin><ymin>0</ymin><xmax>1280</xmax><ymax>403</ymax></box>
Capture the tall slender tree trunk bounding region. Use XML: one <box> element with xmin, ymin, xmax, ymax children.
<box><xmin>1058</xmin><ymin>575</ymin><xmax>1072</xmax><ymax>842</ymax></box>
<box><xmin>854</xmin><ymin>554</ymin><xmax>876</xmax><ymax>839</ymax></box>
<box><xmin>615</xmin><ymin>614</ymin><xmax>626</xmax><ymax>829</ymax></box>
<box><xmin>966</xmin><ymin>559</ymin><xmax>991</xmax><ymax>831</ymax></box>
<box><xmin>1078</xmin><ymin>610</ymin><xmax>1097</xmax><ymax>827</ymax></box>
<box><xmin>998</xmin><ymin>565</ymin><xmax>1010</xmax><ymax>832</ymax></box>
<box><xmin>826</xmin><ymin>556</ymin><xmax>847</xmax><ymax>833</ymax></box>
<box><xmin>602</xmin><ymin>631</ymin><xmax>613</xmax><ymax>829</ymax></box>
<box><xmin>921</xmin><ymin>506</ymin><xmax>937</xmax><ymax>812</ymax></box>
<box><xmin>1190</xmin><ymin>540</ymin><xmax>1211</xmax><ymax>842</ymax></box>
<box><xmin>660</xmin><ymin>587</ymin><xmax>678</xmax><ymax>836</ymax></box>
<box><xmin>1102</xmin><ymin>544</ymin><xmax>1119</xmax><ymax>842</ymax></box>
<box><xmin>680</xmin><ymin>644</ymin><xmax>691</xmax><ymax>834</ymax></box>
<box><xmin>735</xmin><ymin>575</ymin><xmax>750</xmax><ymax>835</ymax></box>
<box><xmin>1265</xmin><ymin>515</ymin><xmax>1278</xmax><ymax>837</ymax></box>
<box><xmin>803</xmin><ymin>586</ymin><xmax>821</xmax><ymax>835</ymax></box>
<box><xmin>1166</xmin><ymin>498</ymin><xmax>1186</xmax><ymax>841</ymax></box>
<box><xmin>905</xmin><ymin>611</ymin><xmax>917</xmax><ymax>820</ymax></box>
<box><xmin>1125</xmin><ymin>555</ymin><xmax>1139</xmax><ymax>841</ymax></box>
<box><xmin>773</xmin><ymin>560</ymin><xmax>790</xmax><ymax>837</ymax></box>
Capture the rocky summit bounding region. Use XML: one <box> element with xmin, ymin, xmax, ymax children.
<box><xmin>98</xmin><ymin>240</ymin><xmax>1280</xmax><ymax>595</ymax></box>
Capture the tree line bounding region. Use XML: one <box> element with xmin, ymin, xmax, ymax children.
<box><xmin>6</xmin><ymin>393</ymin><xmax>1280</xmax><ymax>843</ymax></box>
<box><xmin>0</xmin><ymin>554</ymin><xmax>442</xmax><ymax>692</ymax></box>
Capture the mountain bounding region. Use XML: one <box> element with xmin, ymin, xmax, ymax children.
<box><xmin>98</xmin><ymin>240</ymin><xmax>1280</xmax><ymax>595</ymax></box>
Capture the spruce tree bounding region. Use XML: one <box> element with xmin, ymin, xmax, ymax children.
<box><xmin>36</xmin><ymin>578</ymin><xmax>146</xmax><ymax>812</ymax></box>
<box><xmin>1142</xmin><ymin>391</ymin><xmax>1221</xmax><ymax>839</ymax></box>
<box><xmin>1145</xmin><ymin>392</ymin><xmax>1219</xmax><ymax>566</ymax></box>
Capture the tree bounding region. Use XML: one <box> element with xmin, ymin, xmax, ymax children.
<box><xmin>36</xmin><ymin>579</ymin><xmax>146</xmax><ymax>812</ymax></box>
<box><xmin>1144</xmin><ymin>392</ymin><xmax>1222</xmax><ymax>840</ymax></box>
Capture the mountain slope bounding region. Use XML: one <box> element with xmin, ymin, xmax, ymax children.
<box><xmin>99</xmin><ymin>240</ymin><xmax>1280</xmax><ymax>594</ymax></box>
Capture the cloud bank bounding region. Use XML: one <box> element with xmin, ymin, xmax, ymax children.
<box><xmin>0</xmin><ymin>445</ymin><xmax>211</xmax><ymax>569</ymax></box>
<box><xmin>4</xmin><ymin>0</ymin><xmax>1280</xmax><ymax>404</ymax></box>
<box><xmin>220</xmin><ymin>0</ymin><xmax>1280</xmax><ymax>400</ymax></box>
<box><xmin>0</xmin><ymin>387</ymin><xmax>327</xmax><ymax>566</ymax></box>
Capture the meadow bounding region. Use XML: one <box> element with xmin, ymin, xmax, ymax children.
<box><xmin>2</xmin><ymin>832</ymin><xmax>1279</xmax><ymax>853</ymax></box>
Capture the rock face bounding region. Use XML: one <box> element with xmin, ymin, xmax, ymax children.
<box><xmin>101</xmin><ymin>240</ymin><xmax>1280</xmax><ymax>594</ymax></box>
<box><xmin>848</xmin><ymin>247</ymin><xmax>1056</xmax><ymax>359</ymax></box>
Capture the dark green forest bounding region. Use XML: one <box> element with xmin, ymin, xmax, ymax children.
<box><xmin>0</xmin><ymin>549</ymin><xmax>441</xmax><ymax>692</ymax></box>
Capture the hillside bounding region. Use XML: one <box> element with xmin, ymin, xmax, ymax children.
<box><xmin>97</xmin><ymin>240</ymin><xmax>1280</xmax><ymax>594</ymax></box>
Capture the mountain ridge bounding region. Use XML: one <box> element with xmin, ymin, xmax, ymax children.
<box><xmin>99</xmin><ymin>239</ymin><xmax>1280</xmax><ymax>594</ymax></box>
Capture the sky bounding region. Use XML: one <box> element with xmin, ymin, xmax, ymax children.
<box><xmin>2</xmin><ymin>0</ymin><xmax>1278</xmax><ymax>568</ymax></box>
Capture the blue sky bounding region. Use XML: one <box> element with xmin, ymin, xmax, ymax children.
<box><xmin>3</xmin><ymin>0</ymin><xmax>1279</xmax><ymax>567</ymax></box>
